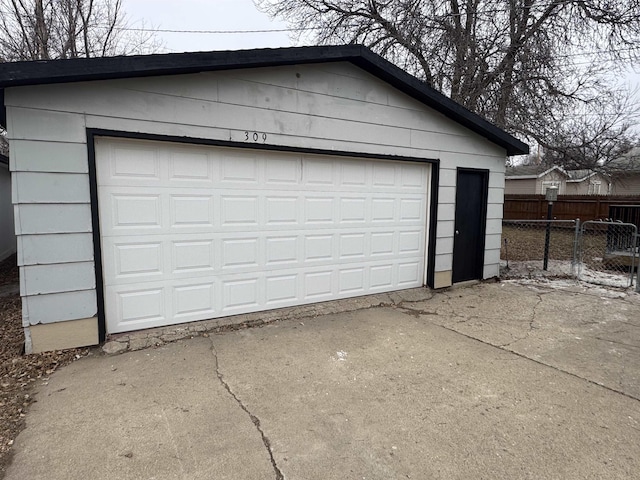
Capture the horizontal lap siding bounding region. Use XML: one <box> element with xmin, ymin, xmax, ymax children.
<box><xmin>7</xmin><ymin>108</ymin><xmax>96</xmax><ymax>325</ymax></box>
<box><xmin>6</xmin><ymin>62</ymin><xmax>507</xmax><ymax>328</ymax></box>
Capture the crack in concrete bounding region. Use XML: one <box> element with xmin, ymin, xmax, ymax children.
<box><xmin>396</xmin><ymin>295</ymin><xmax>640</xmax><ymax>403</ymax></box>
<box><xmin>431</xmin><ymin>321</ymin><xmax>640</xmax><ymax>403</ymax></box>
<box><xmin>209</xmin><ymin>339</ymin><xmax>284</xmax><ymax>480</ymax></box>
<box><xmin>527</xmin><ymin>283</ymin><xmax>640</xmax><ymax>307</ymax></box>
<box><xmin>591</xmin><ymin>337</ymin><xmax>640</xmax><ymax>351</ymax></box>
<box><xmin>499</xmin><ymin>293</ymin><xmax>543</xmax><ymax>348</ymax></box>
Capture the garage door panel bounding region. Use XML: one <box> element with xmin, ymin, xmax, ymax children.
<box><xmin>398</xmin><ymin>261</ymin><xmax>422</xmax><ymax>285</ymax></box>
<box><xmin>219</xmin><ymin>151</ymin><xmax>260</xmax><ymax>184</ymax></box>
<box><xmin>302</xmin><ymin>158</ymin><xmax>335</xmax><ymax>186</ymax></box>
<box><xmin>172</xmin><ymin>240</ymin><xmax>216</xmax><ymax>274</ymax></box>
<box><xmin>265</xmin><ymin>273</ymin><xmax>298</xmax><ymax>305</ymax></box>
<box><xmin>101</xmin><ymin>142</ymin><xmax>163</xmax><ymax>185</ymax></box>
<box><xmin>97</xmin><ymin>139</ymin><xmax>429</xmax><ymax>333</ymax></box>
<box><xmin>401</xmin><ymin>164</ymin><xmax>428</xmax><ymax>188</ymax></box>
<box><xmin>221</xmin><ymin>277</ymin><xmax>260</xmax><ymax>311</ymax></box>
<box><xmin>221</xmin><ymin>237</ymin><xmax>260</xmax><ymax>269</ymax></box>
<box><xmin>370</xmin><ymin>264</ymin><xmax>394</xmax><ymax>289</ymax></box>
<box><xmin>372</xmin><ymin>163</ymin><xmax>396</xmax><ymax>187</ymax></box>
<box><xmin>338</xmin><ymin>267</ymin><xmax>366</xmax><ymax>294</ymax></box>
<box><xmin>104</xmin><ymin>258</ymin><xmax>426</xmax><ymax>332</ymax></box>
<box><xmin>173</xmin><ymin>283</ymin><xmax>216</xmax><ymax>318</ymax></box>
<box><xmin>111</xmin><ymin>193</ymin><xmax>163</xmax><ymax>229</ymax></box>
<box><xmin>340</xmin><ymin>162</ymin><xmax>367</xmax><ymax>186</ymax></box>
<box><xmin>303</xmin><ymin>270</ymin><xmax>334</xmax><ymax>300</ymax></box>
<box><xmin>339</xmin><ymin>233</ymin><xmax>366</xmax><ymax>259</ymax></box>
<box><xmin>101</xmin><ymin>228</ymin><xmax>425</xmax><ymax>286</ymax></box>
<box><xmin>168</xmin><ymin>150</ymin><xmax>213</xmax><ymax>183</ymax></box>
<box><xmin>265</xmin><ymin>158</ymin><xmax>301</xmax><ymax>185</ymax></box>
<box><xmin>265</xmin><ymin>236</ymin><xmax>300</xmax><ymax>266</ymax></box>
<box><xmin>399</xmin><ymin>197</ymin><xmax>425</xmax><ymax>221</ymax></box>
<box><xmin>265</xmin><ymin>195</ymin><xmax>300</xmax><ymax>225</ymax></box>
<box><xmin>107</xmin><ymin>285</ymin><xmax>168</xmax><ymax>329</ymax></box>
<box><xmin>170</xmin><ymin>195</ymin><xmax>215</xmax><ymax>228</ymax></box>
<box><xmin>339</xmin><ymin>197</ymin><xmax>367</xmax><ymax>223</ymax></box>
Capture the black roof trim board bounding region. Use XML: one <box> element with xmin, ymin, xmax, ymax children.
<box><xmin>0</xmin><ymin>45</ymin><xmax>529</xmax><ymax>156</ymax></box>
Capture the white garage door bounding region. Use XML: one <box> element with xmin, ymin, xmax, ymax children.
<box><xmin>96</xmin><ymin>138</ymin><xmax>430</xmax><ymax>333</ymax></box>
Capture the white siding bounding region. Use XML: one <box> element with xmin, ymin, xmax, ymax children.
<box><xmin>6</xmin><ymin>61</ymin><xmax>507</xmax><ymax>329</ymax></box>
<box><xmin>504</xmin><ymin>178</ymin><xmax>536</xmax><ymax>194</ymax></box>
<box><xmin>22</xmin><ymin>290</ymin><xmax>97</xmax><ymax>325</ymax></box>
<box><xmin>18</xmin><ymin>233</ymin><xmax>93</xmax><ymax>265</ymax></box>
<box><xmin>11</xmin><ymin>140</ymin><xmax>88</xmax><ymax>173</ymax></box>
<box><xmin>20</xmin><ymin>262</ymin><xmax>95</xmax><ymax>296</ymax></box>
<box><xmin>14</xmin><ymin>204</ymin><xmax>92</xmax><ymax>234</ymax></box>
<box><xmin>612</xmin><ymin>175</ymin><xmax>640</xmax><ymax>195</ymax></box>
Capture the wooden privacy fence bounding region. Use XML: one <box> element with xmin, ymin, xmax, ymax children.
<box><xmin>504</xmin><ymin>195</ymin><xmax>640</xmax><ymax>222</ymax></box>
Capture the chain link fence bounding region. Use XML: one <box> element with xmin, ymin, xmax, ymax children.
<box><xmin>579</xmin><ymin>221</ymin><xmax>638</xmax><ymax>288</ymax></box>
<box><xmin>501</xmin><ymin>219</ymin><xmax>639</xmax><ymax>289</ymax></box>
<box><xmin>501</xmin><ymin>220</ymin><xmax>579</xmax><ymax>279</ymax></box>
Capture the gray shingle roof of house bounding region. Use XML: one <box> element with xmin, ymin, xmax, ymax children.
<box><xmin>566</xmin><ymin>169</ymin><xmax>599</xmax><ymax>182</ymax></box>
<box><xmin>0</xmin><ymin>45</ymin><xmax>528</xmax><ymax>156</ymax></box>
<box><xmin>505</xmin><ymin>164</ymin><xmax>566</xmax><ymax>179</ymax></box>
<box><xmin>0</xmin><ymin>153</ymin><xmax>8</xmax><ymax>166</ymax></box>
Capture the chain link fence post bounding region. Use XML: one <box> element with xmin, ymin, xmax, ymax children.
<box><xmin>635</xmin><ymin>230</ymin><xmax>640</xmax><ymax>293</ymax></box>
<box><xmin>572</xmin><ymin>218</ymin><xmax>580</xmax><ymax>277</ymax></box>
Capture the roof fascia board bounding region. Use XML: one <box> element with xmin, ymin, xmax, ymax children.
<box><xmin>0</xmin><ymin>45</ymin><xmax>529</xmax><ymax>155</ymax></box>
<box><xmin>538</xmin><ymin>165</ymin><xmax>568</xmax><ymax>178</ymax></box>
<box><xmin>505</xmin><ymin>175</ymin><xmax>538</xmax><ymax>179</ymax></box>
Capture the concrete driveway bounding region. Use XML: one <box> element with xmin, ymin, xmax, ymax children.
<box><xmin>5</xmin><ymin>280</ymin><xmax>640</xmax><ymax>479</ymax></box>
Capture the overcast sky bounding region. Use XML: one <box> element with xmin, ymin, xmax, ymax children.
<box><xmin>124</xmin><ymin>0</ymin><xmax>293</xmax><ymax>52</ymax></box>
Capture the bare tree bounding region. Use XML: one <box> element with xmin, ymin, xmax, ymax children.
<box><xmin>0</xmin><ymin>0</ymin><xmax>160</xmax><ymax>61</ymax></box>
<box><xmin>257</xmin><ymin>0</ymin><xmax>640</xmax><ymax>168</ymax></box>
<box><xmin>0</xmin><ymin>0</ymin><xmax>161</xmax><ymax>155</ymax></box>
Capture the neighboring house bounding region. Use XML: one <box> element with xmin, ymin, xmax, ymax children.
<box><xmin>565</xmin><ymin>169</ymin><xmax>611</xmax><ymax>195</ymax></box>
<box><xmin>609</xmin><ymin>148</ymin><xmax>640</xmax><ymax>195</ymax></box>
<box><xmin>0</xmin><ymin>45</ymin><xmax>527</xmax><ymax>353</ymax></box>
<box><xmin>505</xmin><ymin>165</ymin><xmax>568</xmax><ymax>195</ymax></box>
<box><xmin>0</xmin><ymin>153</ymin><xmax>16</xmax><ymax>261</ymax></box>
<box><xmin>505</xmin><ymin>164</ymin><xmax>611</xmax><ymax>195</ymax></box>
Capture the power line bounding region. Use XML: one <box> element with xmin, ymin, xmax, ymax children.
<box><xmin>114</xmin><ymin>26</ymin><xmax>318</xmax><ymax>35</ymax></box>
<box><xmin>113</xmin><ymin>22</ymin><xmax>640</xmax><ymax>60</ymax></box>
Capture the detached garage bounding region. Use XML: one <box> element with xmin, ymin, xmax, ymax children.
<box><xmin>0</xmin><ymin>45</ymin><xmax>527</xmax><ymax>352</ymax></box>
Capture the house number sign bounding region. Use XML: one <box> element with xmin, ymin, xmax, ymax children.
<box><xmin>244</xmin><ymin>131</ymin><xmax>268</xmax><ymax>143</ymax></box>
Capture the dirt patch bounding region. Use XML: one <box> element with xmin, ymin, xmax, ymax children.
<box><xmin>0</xmin><ymin>255</ymin><xmax>90</xmax><ymax>478</ymax></box>
<box><xmin>501</xmin><ymin>224</ymin><xmax>577</xmax><ymax>262</ymax></box>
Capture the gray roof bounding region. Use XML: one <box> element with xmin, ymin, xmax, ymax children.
<box><xmin>566</xmin><ymin>169</ymin><xmax>599</xmax><ymax>182</ymax></box>
<box><xmin>505</xmin><ymin>164</ymin><xmax>566</xmax><ymax>179</ymax></box>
